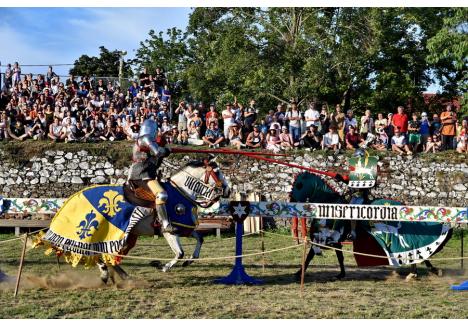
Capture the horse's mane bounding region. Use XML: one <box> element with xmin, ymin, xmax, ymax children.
<box><xmin>290</xmin><ymin>172</ymin><xmax>344</xmax><ymax>204</ymax></box>
<box><xmin>185</xmin><ymin>160</ymin><xmax>219</xmax><ymax>169</ymax></box>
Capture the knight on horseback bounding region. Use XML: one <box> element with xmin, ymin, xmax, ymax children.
<box><xmin>127</xmin><ymin>118</ymin><xmax>177</xmax><ymax>234</ymax></box>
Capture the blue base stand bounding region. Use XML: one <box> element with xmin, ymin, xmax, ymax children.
<box><xmin>214</xmin><ymin>221</ymin><xmax>262</xmax><ymax>285</ymax></box>
<box><xmin>451</xmin><ymin>280</ymin><xmax>468</xmax><ymax>291</ymax></box>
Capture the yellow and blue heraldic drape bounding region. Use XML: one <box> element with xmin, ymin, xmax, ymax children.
<box><xmin>35</xmin><ymin>184</ymin><xmax>197</xmax><ymax>267</ymax></box>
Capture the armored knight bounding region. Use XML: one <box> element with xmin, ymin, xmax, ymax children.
<box><xmin>127</xmin><ymin>118</ymin><xmax>176</xmax><ymax>233</ymax></box>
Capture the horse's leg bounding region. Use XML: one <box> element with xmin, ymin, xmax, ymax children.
<box><xmin>182</xmin><ymin>231</ymin><xmax>204</xmax><ymax>267</ymax></box>
<box><xmin>294</xmin><ymin>245</ymin><xmax>316</xmax><ymax>280</ymax></box>
<box><xmin>111</xmin><ymin>265</ymin><xmax>129</xmax><ymax>280</ymax></box>
<box><xmin>406</xmin><ymin>264</ymin><xmax>418</xmax><ymax>281</ymax></box>
<box><xmin>424</xmin><ymin>260</ymin><xmax>442</xmax><ymax>276</ymax></box>
<box><xmin>335</xmin><ymin>244</ymin><xmax>346</xmax><ymax>279</ymax></box>
<box><xmin>161</xmin><ymin>232</ymin><xmax>184</xmax><ymax>272</ymax></box>
<box><xmin>97</xmin><ymin>260</ymin><xmax>114</xmax><ymax>284</ymax></box>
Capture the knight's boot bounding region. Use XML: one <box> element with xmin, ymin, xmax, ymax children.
<box><xmin>156</xmin><ymin>204</ymin><xmax>177</xmax><ymax>234</ymax></box>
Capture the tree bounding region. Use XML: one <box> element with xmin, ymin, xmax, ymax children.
<box><xmin>70</xmin><ymin>46</ymin><xmax>132</xmax><ymax>79</ymax></box>
<box><xmin>426</xmin><ymin>8</ymin><xmax>468</xmax><ymax>116</ymax></box>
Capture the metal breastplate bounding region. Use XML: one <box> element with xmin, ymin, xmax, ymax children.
<box><xmin>132</xmin><ymin>141</ymin><xmax>149</xmax><ymax>163</ymax></box>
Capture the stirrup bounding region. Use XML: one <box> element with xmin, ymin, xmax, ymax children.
<box><xmin>162</xmin><ymin>224</ymin><xmax>178</xmax><ymax>234</ymax></box>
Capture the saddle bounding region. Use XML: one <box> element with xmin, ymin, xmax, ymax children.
<box><xmin>123</xmin><ymin>180</ymin><xmax>156</xmax><ymax>208</ymax></box>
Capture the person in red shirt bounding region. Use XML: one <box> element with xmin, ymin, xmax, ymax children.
<box><xmin>392</xmin><ymin>106</ymin><xmax>409</xmax><ymax>134</ymax></box>
<box><xmin>345</xmin><ymin>125</ymin><xmax>363</xmax><ymax>149</ymax></box>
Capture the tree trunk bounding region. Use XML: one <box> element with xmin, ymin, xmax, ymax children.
<box><xmin>343</xmin><ymin>86</ymin><xmax>352</xmax><ymax>112</ymax></box>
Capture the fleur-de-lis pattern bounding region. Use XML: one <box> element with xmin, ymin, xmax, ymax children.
<box><xmin>98</xmin><ymin>190</ymin><xmax>125</xmax><ymax>218</ymax></box>
<box><xmin>76</xmin><ymin>210</ymin><xmax>99</xmax><ymax>239</ymax></box>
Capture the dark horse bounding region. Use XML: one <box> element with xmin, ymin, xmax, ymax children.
<box><xmin>290</xmin><ymin>172</ymin><xmax>452</xmax><ymax>281</ymax></box>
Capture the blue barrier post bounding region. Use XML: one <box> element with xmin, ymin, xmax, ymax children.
<box><xmin>214</xmin><ymin>201</ymin><xmax>262</xmax><ymax>285</ymax></box>
<box><xmin>451</xmin><ymin>207</ymin><xmax>468</xmax><ymax>291</ymax></box>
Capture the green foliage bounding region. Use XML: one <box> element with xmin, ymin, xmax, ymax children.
<box><xmin>127</xmin><ymin>8</ymin><xmax>465</xmax><ymax>117</ymax></box>
<box><xmin>69</xmin><ymin>46</ymin><xmax>132</xmax><ymax>78</ymax></box>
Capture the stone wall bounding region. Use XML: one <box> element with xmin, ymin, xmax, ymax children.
<box><xmin>0</xmin><ymin>149</ymin><xmax>467</xmax><ymax>207</ymax></box>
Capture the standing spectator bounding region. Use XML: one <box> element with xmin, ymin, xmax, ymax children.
<box><xmin>0</xmin><ymin>112</ymin><xmax>10</xmax><ymax>140</ymax></box>
<box><xmin>246</xmin><ymin>125</ymin><xmax>265</xmax><ymax>149</ymax></box>
<box><xmin>343</xmin><ymin>110</ymin><xmax>357</xmax><ymax>135</ymax></box>
<box><xmin>319</xmin><ymin>105</ymin><xmax>331</xmax><ymax>136</ymax></box>
<box><xmin>407</xmin><ymin>112</ymin><xmax>422</xmax><ymax>152</ymax></box>
<box><xmin>330</xmin><ymin>104</ymin><xmax>345</xmax><ymax>143</ymax></box>
<box><xmin>391</xmin><ymin>106</ymin><xmax>408</xmax><ymax>137</ymax></box>
<box><xmin>391</xmin><ymin>127</ymin><xmax>412</xmax><ymax>155</ymax></box>
<box><xmin>4</xmin><ymin>63</ymin><xmax>12</xmax><ymax>90</ymax></box>
<box><xmin>243</xmin><ymin>99</ymin><xmax>257</xmax><ymax>133</ymax></box>
<box><xmin>275</xmin><ymin>103</ymin><xmax>286</xmax><ymax>126</ymax></box>
<box><xmin>431</xmin><ymin>113</ymin><xmax>441</xmax><ymax>135</ymax></box>
<box><xmin>440</xmin><ymin>104</ymin><xmax>457</xmax><ymax>150</ymax></box>
<box><xmin>304</xmin><ymin>103</ymin><xmax>320</xmax><ymax>129</ymax></box>
<box><xmin>12</xmin><ymin>62</ymin><xmax>21</xmax><ymax>88</ymax></box>
<box><xmin>222</xmin><ymin>103</ymin><xmax>235</xmax><ymax>139</ymax></box>
<box><xmin>300</xmin><ymin>125</ymin><xmax>321</xmax><ymax>150</ymax></box>
<box><xmin>203</xmin><ymin>121</ymin><xmax>225</xmax><ymax>148</ymax></box>
<box><xmin>285</xmin><ymin>101</ymin><xmax>302</xmax><ymax>143</ymax></box>
<box><xmin>359</xmin><ymin>109</ymin><xmax>374</xmax><ymax>139</ymax></box>
<box><xmin>375</xmin><ymin>113</ymin><xmax>387</xmax><ymax>134</ymax></box>
<box><xmin>153</xmin><ymin>67</ymin><xmax>166</xmax><ymax>94</ymax></box>
<box><xmin>386</xmin><ymin>113</ymin><xmax>395</xmax><ymax>148</ymax></box>
<box><xmin>46</xmin><ymin>66</ymin><xmax>58</xmax><ymax>85</ymax></box>
<box><xmin>419</xmin><ymin>112</ymin><xmax>431</xmax><ymax>148</ymax></box>
<box><xmin>175</xmin><ymin>101</ymin><xmax>188</xmax><ymax>131</ymax></box>
<box><xmin>322</xmin><ymin>125</ymin><xmax>340</xmax><ymax>151</ymax></box>
<box><xmin>345</xmin><ymin>125</ymin><xmax>363</xmax><ymax>150</ymax></box>
<box><xmin>205</xmin><ymin>103</ymin><xmax>219</xmax><ymax>129</ymax></box>
<box><xmin>128</xmin><ymin>81</ymin><xmax>140</xmax><ymax>98</ymax></box>
<box><xmin>264</xmin><ymin>110</ymin><xmax>275</xmax><ymax>129</ymax></box>
<box><xmin>139</xmin><ymin>67</ymin><xmax>151</xmax><ymax>93</ymax></box>
<box><xmin>160</xmin><ymin>84</ymin><xmax>171</xmax><ymax>104</ymax></box>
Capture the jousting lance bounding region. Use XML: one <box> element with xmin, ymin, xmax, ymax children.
<box><xmin>170</xmin><ymin>147</ymin><xmax>349</xmax><ymax>182</ymax></box>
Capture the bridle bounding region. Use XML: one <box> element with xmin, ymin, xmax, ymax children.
<box><xmin>203</xmin><ymin>158</ymin><xmax>223</xmax><ymax>188</ymax></box>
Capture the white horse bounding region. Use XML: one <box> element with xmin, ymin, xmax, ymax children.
<box><xmin>75</xmin><ymin>157</ymin><xmax>229</xmax><ymax>284</ymax></box>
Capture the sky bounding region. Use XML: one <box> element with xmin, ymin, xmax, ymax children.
<box><xmin>0</xmin><ymin>6</ymin><xmax>441</xmax><ymax>92</ymax></box>
<box><xmin>0</xmin><ymin>8</ymin><xmax>192</xmax><ymax>78</ymax></box>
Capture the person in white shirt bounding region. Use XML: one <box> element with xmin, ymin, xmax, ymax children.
<box><xmin>322</xmin><ymin>125</ymin><xmax>340</xmax><ymax>150</ymax></box>
<box><xmin>304</xmin><ymin>103</ymin><xmax>320</xmax><ymax>128</ymax></box>
<box><xmin>391</xmin><ymin>127</ymin><xmax>412</xmax><ymax>155</ymax></box>
<box><xmin>222</xmin><ymin>102</ymin><xmax>235</xmax><ymax>138</ymax></box>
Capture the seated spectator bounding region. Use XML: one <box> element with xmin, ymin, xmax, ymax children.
<box><xmin>391</xmin><ymin>127</ymin><xmax>412</xmax><ymax>155</ymax></box>
<box><xmin>188</xmin><ymin>120</ymin><xmax>202</xmax><ymax>141</ymax></box>
<box><xmin>424</xmin><ymin>135</ymin><xmax>441</xmax><ymax>153</ymax></box>
<box><xmin>25</xmin><ymin>117</ymin><xmax>45</xmax><ymax>140</ymax></box>
<box><xmin>114</xmin><ymin>126</ymin><xmax>127</xmax><ymax>141</ymax></box>
<box><xmin>456</xmin><ymin>120</ymin><xmax>467</xmax><ymax>154</ymax></box>
<box><xmin>407</xmin><ymin>112</ymin><xmax>421</xmax><ymax>152</ymax></box>
<box><xmin>69</xmin><ymin>121</ymin><xmax>86</xmax><ymax>142</ymax></box>
<box><xmin>228</xmin><ymin>124</ymin><xmax>245</xmax><ymax>149</ymax></box>
<box><xmin>100</xmin><ymin>121</ymin><xmax>116</xmax><ymax>141</ymax></box>
<box><xmin>85</xmin><ymin>120</ymin><xmax>102</xmax><ymax>142</ymax></box>
<box><xmin>279</xmin><ymin>126</ymin><xmax>295</xmax><ymax>150</ymax></box>
<box><xmin>0</xmin><ymin>112</ymin><xmax>10</xmax><ymax>140</ymax></box>
<box><xmin>160</xmin><ymin>85</ymin><xmax>171</xmax><ymax>103</ymax></box>
<box><xmin>265</xmin><ymin>127</ymin><xmax>281</xmax><ymax>153</ymax></box>
<box><xmin>166</xmin><ymin>126</ymin><xmax>179</xmax><ymax>144</ymax></box>
<box><xmin>48</xmin><ymin>117</ymin><xmax>66</xmax><ymax>142</ymax></box>
<box><xmin>246</xmin><ymin>125</ymin><xmax>265</xmax><ymax>149</ymax></box>
<box><xmin>322</xmin><ymin>125</ymin><xmax>340</xmax><ymax>151</ymax></box>
<box><xmin>345</xmin><ymin>125</ymin><xmax>363</xmax><ymax>150</ymax></box>
<box><xmin>177</xmin><ymin>129</ymin><xmax>189</xmax><ymax>145</ymax></box>
<box><xmin>300</xmin><ymin>125</ymin><xmax>321</xmax><ymax>150</ymax></box>
<box><xmin>160</xmin><ymin>117</ymin><xmax>172</xmax><ymax>134</ymax></box>
<box><xmin>203</xmin><ymin>121</ymin><xmax>225</xmax><ymax>148</ymax></box>
<box><xmin>189</xmin><ymin>110</ymin><xmax>203</xmax><ymax>134</ymax></box>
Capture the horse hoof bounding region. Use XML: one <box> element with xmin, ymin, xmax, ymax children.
<box><xmin>182</xmin><ymin>260</ymin><xmax>193</xmax><ymax>267</ymax></box>
<box><xmin>430</xmin><ymin>268</ymin><xmax>442</xmax><ymax>277</ymax></box>
<box><xmin>149</xmin><ymin>260</ymin><xmax>163</xmax><ymax>268</ymax></box>
<box><xmin>335</xmin><ymin>273</ymin><xmax>345</xmax><ymax>280</ymax></box>
<box><xmin>405</xmin><ymin>272</ymin><xmax>418</xmax><ymax>281</ymax></box>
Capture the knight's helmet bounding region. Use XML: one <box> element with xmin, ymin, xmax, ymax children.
<box><xmin>139</xmin><ymin>118</ymin><xmax>158</xmax><ymax>140</ymax></box>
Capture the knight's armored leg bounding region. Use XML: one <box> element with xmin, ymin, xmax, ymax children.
<box><xmin>147</xmin><ymin>180</ymin><xmax>177</xmax><ymax>234</ymax></box>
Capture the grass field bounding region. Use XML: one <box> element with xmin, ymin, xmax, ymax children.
<box><xmin>0</xmin><ymin>229</ymin><xmax>467</xmax><ymax>319</ymax></box>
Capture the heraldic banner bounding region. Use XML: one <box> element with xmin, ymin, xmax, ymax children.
<box><xmin>36</xmin><ymin>185</ymin><xmax>140</xmax><ymax>267</ymax></box>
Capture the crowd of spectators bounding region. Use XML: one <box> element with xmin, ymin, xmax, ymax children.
<box><xmin>1</xmin><ymin>63</ymin><xmax>467</xmax><ymax>157</ymax></box>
